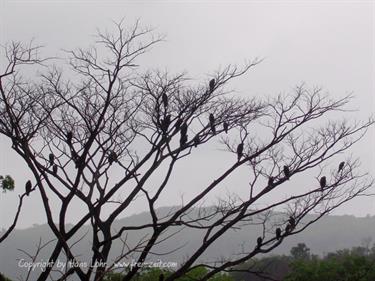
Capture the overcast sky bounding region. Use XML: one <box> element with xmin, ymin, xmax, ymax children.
<box><xmin>0</xmin><ymin>0</ymin><xmax>374</xmax><ymax>229</ymax></box>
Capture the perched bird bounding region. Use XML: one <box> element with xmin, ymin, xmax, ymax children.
<box><xmin>256</xmin><ymin>237</ymin><xmax>262</xmax><ymax>249</ymax></box>
<box><xmin>236</xmin><ymin>143</ymin><xmax>244</xmax><ymax>161</ymax></box>
<box><xmin>338</xmin><ymin>161</ymin><xmax>345</xmax><ymax>172</ymax></box>
<box><xmin>209</xmin><ymin>113</ymin><xmax>216</xmax><ymax>134</ymax></box>
<box><xmin>283</xmin><ymin>165</ymin><xmax>290</xmax><ymax>180</ymax></box>
<box><xmin>174</xmin><ymin>118</ymin><xmax>183</xmax><ymax>132</ymax></box>
<box><xmin>288</xmin><ymin>216</ymin><xmax>295</xmax><ymax>228</ymax></box>
<box><xmin>52</xmin><ymin>164</ymin><xmax>58</xmax><ymax>175</ymax></box>
<box><xmin>159</xmin><ymin>273</ymin><xmax>164</xmax><ymax>281</ymax></box>
<box><xmin>71</xmin><ymin>150</ymin><xmax>79</xmax><ymax>162</ymax></box>
<box><xmin>25</xmin><ymin>180</ymin><xmax>32</xmax><ymax>196</ymax></box>
<box><xmin>209</xmin><ymin>79</ymin><xmax>215</xmax><ymax>93</ymax></box>
<box><xmin>268</xmin><ymin>176</ymin><xmax>274</xmax><ymax>188</ymax></box>
<box><xmin>285</xmin><ymin>224</ymin><xmax>291</xmax><ymax>234</ymax></box>
<box><xmin>223</xmin><ymin>121</ymin><xmax>228</xmax><ymax>134</ymax></box>
<box><xmin>66</xmin><ymin>131</ymin><xmax>73</xmax><ymax>146</ymax></box>
<box><xmin>276</xmin><ymin>228</ymin><xmax>282</xmax><ymax>240</ymax></box>
<box><xmin>162</xmin><ymin>93</ymin><xmax>168</xmax><ymax>108</ymax></box>
<box><xmin>74</xmin><ymin>156</ymin><xmax>83</xmax><ymax>169</ymax></box>
<box><xmin>210</xmin><ymin>123</ymin><xmax>216</xmax><ymax>135</ymax></box>
<box><xmin>49</xmin><ymin>153</ymin><xmax>55</xmax><ymax>166</ymax></box>
<box><xmin>209</xmin><ymin>113</ymin><xmax>215</xmax><ymax>125</ymax></box>
<box><xmin>108</xmin><ymin>151</ymin><xmax>118</xmax><ymax>165</ymax></box>
<box><xmin>180</xmin><ymin>123</ymin><xmax>188</xmax><ymax>137</ymax></box>
<box><xmin>161</xmin><ymin>115</ymin><xmax>171</xmax><ymax>133</ymax></box>
<box><xmin>11</xmin><ymin>138</ymin><xmax>19</xmax><ymax>149</ymax></box>
<box><xmin>180</xmin><ymin>134</ymin><xmax>188</xmax><ymax>147</ymax></box>
<box><xmin>320</xmin><ymin>176</ymin><xmax>326</xmax><ymax>190</ymax></box>
<box><xmin>193</xmin><ymin>135</ymin><xmax>200</xmax><ymax>147</ymax></box>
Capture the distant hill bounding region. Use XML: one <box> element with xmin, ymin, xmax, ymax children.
<box><xmin>1</xmin><ymin>207</ymin><xmax>375</xmax><ymax>280</ymax></box>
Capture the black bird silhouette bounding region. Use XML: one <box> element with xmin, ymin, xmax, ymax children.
<box><xmin>108</xmin><ymin>151</ymin><xmax>118</xmax><ymax>165</ymax></box>
<box><xmin>276</xmin><ymin>228</ymin><xmax>282</xmax><ymax>240</ymax></box>
<box><xmin>25</xmin><ymin>180</ymin><xmax>32</xmax><ymax>196</ymax></box>
<box><xmin>52</xmin><ymin>165</ymin><xmax>58</xmax><ymax>175</ymax></box>
<box><xmin>285</xmin><ymin>223</ymin><xmax>291</xmax><ymax>233</ymax></box>
<box><xmin>161</xmin><ymin>115</ymin><xmax>171</xmax><ymax>133</ymax></box>
<box><xmin>180</xmin><ymin>134</ymin><xmax>188</xmax><ymax>147</ymax></box>
<box><xmin>74</xmin><ymin>157</ymin><xmax>83</xmax><ymax>169</ymax></box>
<box><xmin>174</xmin><ymin>118</ymin><xmax>183</xmax><ymax>132</ymax></box>
<box><xmin>162</xmin><ymin>93</ymin><xmax>168</xmax><ymax>108</ymax></box>
<box><xmin>268</xmin><ymin>176</ymin><xmax>274</xmax><ymax>188</ymax></box>
<box><xmin>320</xmin><ymin>176</ymin><xmax>326</xmax><ymax>190</ymax></box>
<box><xmin>159</xmin><ymin>273</ymin><xmax>164</xmax><ymax>281</ymax></box>
<box><xmin>180</xmin><ymin>122</ymin><xmax>188</xmax><ymax>136</ymax></box>
<box><xmin>193</xmin><ymin>135</ymin><xmax>200</xmax><ymax>147</ymax></box>
<box><xmin>209</xmin><ymin>113</ymin><xmax>216</xmax><ymax>134</ymax></box>
<box><xmin>223</xmin><ymin>121</ymin><xmax>228</xmax><ymax>134</ymax></box>
<box><xmin>338</xmin><ymin>161</ymin><xmax>345</xmax><ymax>172</ymax></box>
<box><xmin>66</xmin><ymin>131</ymin><xmax>73</xmax><ymax>146</ymax></box>
<box><xmin>288</xmin><ymin>216</ymin><xmax>295</xmax><ymax>228</ymax></box>
<box><xmin>209</xmin><ymin>79</ymin><xmax>215</xmax><ymax>93</ymax></box>
<box><xmin>257</xmin><ymin>237</ymin><xmax>262</xmax><ymax>249</ymax></box>
<box><xmin>49</xmin><ymin>153</ymin><xmax>55</xmax><ymax>166</ymax></box>
<box><xmin>210</xmin><ymin>123</ymin><xmax>216</xmax><ymax>134</ymax></box>
<box><xmin>209</xmin><ymin>113</ymin><xmax>215</xmax><ymax>124</ymax></box>
<box><xmin>236</xmin><ymin>143</ymin><xmax>244</xmax><ymax>161</ymax></box>
<box><xmin>71</xmin><ymin>150</ymin><xmax>79</xmax><ymax>162</ymax></box>
<box><xmin>283</xmin><ymin>165</ymin><xmax>290</xmax><ymax>180</ymax></box>
<box><xmin>52</xmin><ymin>164</ymin><xmax>58</xmax><ymax>175</ymax></box>
<box><xmin>11</xmin><ymin>138</ymin><xmax>19</xmax><ymax>149</ymax></box>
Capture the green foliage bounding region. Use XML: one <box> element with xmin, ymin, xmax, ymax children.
<box><xmin>0</xmin><ymin>175</ymin><xmax>15</xmax><ymax>192</ymax></box>
<box><xmin>0</xmin><ymin>272</ymin><xmax>13</xmax><ymax>281</ymax></box>
<box><xmin>285</xmin><ymin>250</ymin><xmax>375</xmax><ymax>281</ymax></box>
<box><xmin>103</xmin><ymin>272</ymin><xmax>124</xmax><ymax>281</ymax></box>
<box><xmin>103</xmin><ymin>267</ymin><xmax>233</xmax><ymax>281</ymax></box>
<box><xmin>230</xmin><ymin>255</ymin><xmax>291</xmax><ymax>281</ymax></box>
<box><xmin>290</xmin><ymin>243</ymin><xmax>311</xmax><ymax>261</ymax></box>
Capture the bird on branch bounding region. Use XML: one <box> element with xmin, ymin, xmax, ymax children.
<box><xmin>285</xmin><ymin>223</ymin><xmax>291</xmax><ymax>234</ymax></box>
<box><xmin>338</xmin><ymin>161</ymin><xmax>345</xmax><ymax>172</ymax></box>
<box><xmin>288</xmin><ymin>216</ymin><xmax>296</xmax><ymax>229</ymax></box>
<box><xmin>180</xmin><ymin>134</ymin><xmax>188</xmax><ymax>147</ymax></box>
<box><xmin>66</xmin><ymin>131</ymin><xmax>73</xmax><ymax>146</ymax></box>
<box><xmin>25</xmin><ymin>180</ymin><xmax>32</xmax><ymax>196</ymax></box>
<box><xmin>236</xmin><ymin>143</ymin><xmax>244</xmax><ymax>161</ymax></box>
<box><xmin>162</xmin><ymin>93</ymin><xmax>168</xmax><ymax>108</ymax></box>
<box><xmin>276</xmin><ymin>228</ymin><xmax>282</xmax><ymax>240</ymax></box>
<box><xmin>257</xmin><ymin>237</ymin><xmax>262</xmax><ymax>249</ymax></box>
<box><xmin>49</xmin><ymin>153</ymin><xmax>55</xmax><ymax>166</ymax></box>
<box><xmin>180</xmin><ymin>122</ymin><xmax>188</xmax><ymax>137</ymax></box>
<box><xmin>71</xmin><ymin>150</ymin><xmax>79</xmax><ymax>162</ymax></box>
<box><xmin>52</xmin><ymin>165</ymin><xmax>58</xmax><ymax>175</ymax></box>
<box><xmin>268</xmin><ymin>176</ymin><xmax>274</xmax><ymax>188</ymax></box>
<box><xmin>223</xmin><ymin>121</ymin><xmax>228</xmax><ymax>134</ymax></box>
<box><xmin>108</xmin><ymin>151</ymin><xmax>118</xmax><ymax>165</ymax></box>
<box><xmin>320</xmin><ymin>176</ymin><xmax>326</xmax><ymax>190</ymax></box>
<box><xmin>283</xmin><ymin>165</ymin><xmax>290</xmax><ymax>180</ymax></box>
<box><xmin>209</xmin><ymin>78</ymin><xmax>215</xmax><ymax>93</ymax></box>
<box><xmin>174</xmin><ymin>118</ymin><xmax>183</xmax><ymax>132</ymax></box>
<box><xmin>193</xmin><ymin>135</ymin><xmax>200</xmax><ymax>147</ymax></box>
<box><xmin>161</xmin><ymin>115</ymin><xmax>171</xmax><ymax>133</ymax></box>
<box><xmin>209</xmin><ymin>113</ymin><xmax>216</xmax><ymax>134</ymax></box>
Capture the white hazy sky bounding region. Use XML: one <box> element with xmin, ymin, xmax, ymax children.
<box><xmin>0</xmin><ymin>0</ymin><xmax>374</xmax><ymax>228</ymax></box>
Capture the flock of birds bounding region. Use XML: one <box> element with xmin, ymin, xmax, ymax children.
<box><xmin>160</xmin><ymin>79</ymin><xmax>228</xmax><ymax>149</ymax></box>
<box><xmin>22</xmin><ymin>79</ymin><xmax>348</xmax><ymax>255</ymax></box>
<box><xmin>255</xmin><ymin>160</ymin><xmax>346</xmax><ymax>250</ymax></box>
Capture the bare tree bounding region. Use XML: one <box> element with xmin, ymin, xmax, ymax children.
<box><xmin>0</xmin><ymin>20</ymin><xmax>373</xmax><ymax>281</ymax></box>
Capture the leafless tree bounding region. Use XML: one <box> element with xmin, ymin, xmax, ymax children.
<box><xmin>0</xmin><ymin>20</ymin><xmax>373</xmax><ymax>281</ymax></box>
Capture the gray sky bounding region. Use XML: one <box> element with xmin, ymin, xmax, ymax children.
<box><xmin>0</xmin><ymin>0</ymin><xmax>374</xmax><ymax>228</ymax></box>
